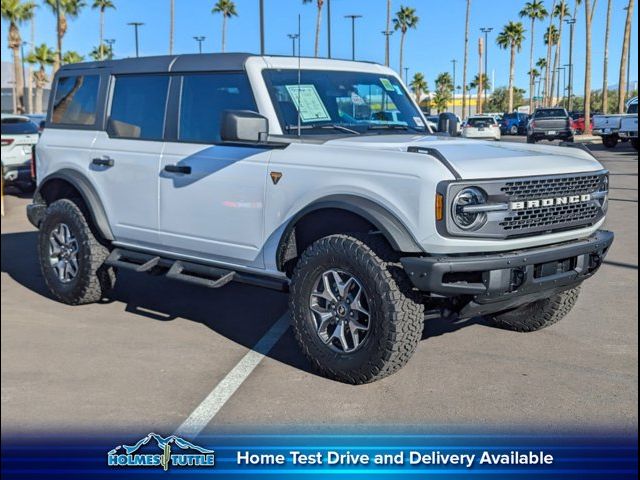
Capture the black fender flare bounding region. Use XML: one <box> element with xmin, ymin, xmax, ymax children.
<box><xmin>35</xmin><ymin>169</ymin><xmax>114</xmax><ymax>241</ymax></box>
<box><xmin>277</xmin><ymin>194</ymin><xmax>423</xmax><ymax>269</ymax></box>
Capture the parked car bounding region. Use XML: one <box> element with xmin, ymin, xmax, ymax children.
<box><xmin>1</xmin><ymin>114</ymin><xmax>38</xmax><ymax>191</ymax></box>
<box><xmin>592</xmin><ymin>97</ymin><xmax>638</xmax><ymax>148</ymax></box>
<box><xmin>28</xmin><ymin>54</ymin><xmax>613</xmax><ymax>384</ymax></box>
<box><xmin>527</xmin><ymin>108</ymin><xmax>574</xmax><ymax>143</ymax></box>
<box><xmin>461</xmin><ymin>115</ymin><xmax>501</xmax><ymax>140</ymax></box>
<box><xmin>569</xmin><ymin>111</ymin><xmax>592</xmax><ymax>135</ymax></box>
<box><xmin>500</xmin><ymin>112</ymin><xmax>529</xmax><ymax>135</ymax></box>
<box><xmin>619</xmin><ymin>101</ymin><xmax>638</xmax><ymax>151</ymax></box>
<box><xmin>25</xmin><ymin>114</ymin><xmax>47</xmax><ymax>133</ymax></box>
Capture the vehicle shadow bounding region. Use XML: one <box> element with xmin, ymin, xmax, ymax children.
<box><xmin>1</xmin><ymin>230</ymin><xmax>490</xmax><ymax>379</ymax></box>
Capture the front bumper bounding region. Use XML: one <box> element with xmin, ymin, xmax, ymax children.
<box><xmin>401</xmin><ymin>230</ymin><xmax>614</xmax><ymax>318</ymax></box>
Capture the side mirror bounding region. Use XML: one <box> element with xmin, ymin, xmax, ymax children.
<box><xmin>221</xmin><ymin>110</ymin><xmax>269</xmax><ymax>143</ymax></box>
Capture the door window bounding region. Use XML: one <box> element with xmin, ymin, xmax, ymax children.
<box><xmin>51</xmin><ymin>75</ymin><xmax>100</xmax><ymax>125</ymax></box>
<box><xmin>178</xmin><ymin>73</ymin><xmax>257</xmax><ymax>143</ymax></box>
<box><xmin>108</xmin><ymin>75</ymin><xmax>169</xmax><ymax>140</ymax></box>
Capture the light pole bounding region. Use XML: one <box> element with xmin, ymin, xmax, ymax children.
<box><xmin>127</xmin><ymin>22</ymin><xmax>144</xmax><ymax>58</ymax></box>
<box><xmin>451</xmin><ymin>59</ymin><xmax>457</xmax><ymax>115</ymax></box>
<box><xmin>20</xmin><ymin>41</ymin><xmax>27</xmax><ymax>113</ymax></box>
<box><xmin>565</xmin><ymin>18</ymin><xmax>576</xmax><ymax>110</ymax></box>
<box><xmin>480</xmin><ymin>27</ymin><xmax>493</xmax><ymax>108</ymax></box>
<box><xmin>556</xmin><ymin>67</ymin><xmax>566</xmax><ymax>106</ymax></box>
<box><xmin>327</xmin><ymin>0</ymin><xmax>332</xmax><ymax>58</ymax></box>
<box><xmin>193</xmin><ymin>36</ymin><xmax>206</xmax><ymax>54</ymax></box>
<box><xmin>382</xmin><ymin>30</ymin><xmax>394</xmax><ymax>66</ymax></box>
<box><xmin>105</xmin><ymin>38</ymin><xmax>115</xmax><ymax>59</ymax></box>
<box><xmin>259</xmin><ymin>0</ymin><xmax>265</xmax><ymax>55</ymax></box>
<box><xmin>288</xmin><ymin>33</ymin><xmax>299</xmax><ymax>56</ymax></box>
<box><xmin>344</xmin><ymin>15</ymin><xmax>362</xmax><ymax>61</ymax></box>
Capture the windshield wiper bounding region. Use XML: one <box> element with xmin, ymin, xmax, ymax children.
<box><xmin>285</xmin><ymin>123</ymin><xmax>361</xmax><ymax>135</ymax></box>
<box><xmin>367</xmin><ymin>124</ymin><xmax>426</xmax><ymax>133</ymax></box>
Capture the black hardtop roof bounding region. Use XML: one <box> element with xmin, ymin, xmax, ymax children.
<box><xmin>57</xmin><ymin>52</ymin><xmax>382</xmax><ymax>76</ymax></box>
<box><xmin>58</xmin><ymin>53</ymin><xmax>255</xmax><ymax>75</ymax></box>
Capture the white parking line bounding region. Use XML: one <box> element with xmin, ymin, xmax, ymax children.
<box><xmin>175</xmin><ymin>312</ymin><xmax>291</xmax><ymax>438</ymax></box>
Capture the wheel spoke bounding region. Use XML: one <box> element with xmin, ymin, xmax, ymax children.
<box><xmin>321</xmin><ymin>272</ymin><xmax>339</xmax><ymax>302</ymax></box>
<box><xmin>348</xmin><ymin>317</ymin><xmax>369</xmax><ymax>333</ymax></box>
<box><xmin>330</xmin><ymin>322</ymin><xmax>350</xmax><ymax>352</ymax></box>
<box><xmin>351</xmin><ymin>286</ymin><xmax>370</xmax><ymax>316</ymax></box>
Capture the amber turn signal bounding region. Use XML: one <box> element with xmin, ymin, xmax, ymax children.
<box><xmin>435</xmin><ymin>193</ymin><xmax>444</xmax><ymax>221</ymax></box>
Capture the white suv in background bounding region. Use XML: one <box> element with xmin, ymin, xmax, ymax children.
<box><xmin>27</xmin><ymin>54</ymin><xmax>613</xmax><ymax>384</ymax></box>
<box><xmin>1</xmin><ymin>114</ymin><xmax>38</xmax><ymax>191</ymax></box>
<box><xmin>461</xmin><ymin>115</ymin><xmax>501</xmax><ymax>141</ymax></box>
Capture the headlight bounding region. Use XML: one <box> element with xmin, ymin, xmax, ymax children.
<box><xmin>452</xmin><ymin>187</ymin><xmax>488</xmax><ymax>230</ymax></box>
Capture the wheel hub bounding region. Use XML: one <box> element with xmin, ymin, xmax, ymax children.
<box><xmin>48</xmin><ymin>223</ymin><xmax>79</xmax><ymax>284</ymax></box>
<box><xmin>309</xmin><ymin>269</ymin><xmax>371</xmax><ymax>353</ymax></box>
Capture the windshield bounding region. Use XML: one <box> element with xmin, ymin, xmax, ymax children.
<box><xmin>535</xmin><ymin>109</ymin><xmax>567</xmax><ymax>118</ymax></box>
<box><xmin>263</xmin><ymin>69</ymin><xmax>427</xmax><ymax>135</ymax></box>
<box><xmin>1</xmin><ymin>118</ymin><xmax>39</xmax><ymax>135</ymax></box>
<box><xmin>628</xmin><ymin>103</ymin><xmax>638</xmax><ymax>114</ymax></box>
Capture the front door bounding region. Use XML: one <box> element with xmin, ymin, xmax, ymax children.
<box><xmin>158</xmin><ymin>72</ymin><xmax>269</xmax><ymax>267</ymax></box>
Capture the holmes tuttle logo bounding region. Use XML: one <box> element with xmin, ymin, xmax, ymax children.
<box><xmin>108</xmin><ymin>433</ymin><xmax>215</xmax><ymax>471</ymax></box>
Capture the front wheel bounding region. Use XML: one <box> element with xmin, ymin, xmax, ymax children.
<box><xmin>490</xmin><ymin>287</ymin><xmax>581</xmax><ymax>332</ymax></box>
<box><xmin>602</xmin><ymin>135</ymin><xmax>619</xmax><ymax>149</ymax></box>
<box><xmin>38</xmin><ymin>198</ymin><xmax>116</xmax><ymax>305</ymax></box>
<box><xmin>290</xmin><ymin>234</ymin><xmax>424</xmax><ymax>384</ymax></box>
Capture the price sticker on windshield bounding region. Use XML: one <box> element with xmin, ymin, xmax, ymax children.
<box><xmin>285</xmin><ymin>85</ymin><xmax>331</xmax><ymax>123</ymax></box>
<box><xmin>379</xmin><ymin>78</ymin><xmax>396</xmax><ymax>92</ymax></box>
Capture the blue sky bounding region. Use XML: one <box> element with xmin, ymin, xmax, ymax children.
<box><xmin>1</xmin><ymin>0</ymin><xmax>637</xmax><ymax>93</ymax></box>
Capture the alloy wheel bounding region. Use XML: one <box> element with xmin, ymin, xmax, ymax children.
<box><xmin>48</xmin><ymin>223</ymin><xmax>79</xmax><ymax>283</ymax></box>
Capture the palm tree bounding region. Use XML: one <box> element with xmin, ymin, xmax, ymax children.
<box><xmin>26</xmin><ymin>43</ymin><xmax>53</xmax><ymax>114</ymax></box>
<box><xmin>90</xmin><ymin>42</ymin><xmax>113</xmax><ymax>60</ymax></box>
<box><xmin>434</xmin><ymin>72</ymin><xmax>453</xmax><ymax>112</ymax></box>
<box><xmin>496</xmin><ymin>21</ymin><xmax>526</xmax><ymax>112</ymax></box>
<box><xmin>410</xmin><ymin>72</ymin><xmax>427</xmax><ymax>104</ymax></box>
<box><xmin>519</xmin><ymin>0</ymin><xmax>548</xmax><ymax>112</ymax></box>
<box><xmin>618</xmin><ymin>0</ymin><xmax>635</xmax><ymax>112</ymax></box>
<box><xmin>543</xmin><ymin>0</ymin><xmax>557</xmax><ymax>106</ymax></box>
<box><xmin>44</xmin><ymin>0</ymin><xmax>86</xmax><ymax>72</ymax></box>
<box><xmin>212</xmin><ymin>0</ymin><xmax>237</xmax><ymax>53</ymax></box>
<box><xmin>470</xmin><ymin>73</ymin><xmax>491</xmax><ymax>112</ymax></box>
<box><xmin>602</xmin><ymin>0</ymin><xmax>613</xmax><ymax>114</ymax></box>
<box><xmin>393</xmin><ymin>5</ymin><xmax>418</xmax><ymax>76</ymax></box>
<box><xmin>584</xmin><ymin>0</ymin><xmax>597</xmax><ymax>131</ymax></box>
<box><xmin>550</xmin><ymin>2</ymin><xmax>570</xmax><ymax>107</ymax></box>
<box><xmin>536</xmin><ymin>57</ymin><xmax>547</xmax><ymax>105</ymax></box>
<box><xmin>302</xmin><ymin>0</ymin><xmax>324</xmax><ymax>58</ymax></box>
<box><xmin>62</xmin><ymin>50</ymin><xmax>84</xmax><ymax>64</ymax></box>
<box><xmin>567</xmin><ymin>0</ymin><xmax>582</xmax><ymax>110</ymax></box>
<box><xmin>543</xmin><ymin>23</ymin><xmax>559</xmax><ymax>105</ymax></box>
<box><xmin>91</xmin><ymin>0</ymin><xmax>114</xmax><ymax>60</ymax></box>
<box><xmin>461</xmin><ymin>0</ymin><xmax>471</xmax><ymax>120</ymax></box>
<box><xmin>1</xmin><ymin>0</ymin><xmax>36</xmax><ymax>114</ymax></box>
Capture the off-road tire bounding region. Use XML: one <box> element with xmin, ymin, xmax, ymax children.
<box><xmin>290</xmin><ymin>234</ymin><xmax>424</xmax><ymax>384</ymax></box>
<box><xmin>602</xmin><ymin>135</ymin><xmax>619</xmax><ymax>149</ymax></box>
<box><xmin>490</xmin><ymin>287</ymin><xmax>581</xmax><ymax>332</ymax></box>
<box><xmin>38</xmin><ymin>198</ymin><xmax>115</xmax><ymax>305</ymax></box>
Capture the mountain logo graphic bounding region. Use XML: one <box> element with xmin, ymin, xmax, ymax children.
<box><xmin>107</xmin><ymin>433</ymin><xmax>215</xmax><ymax>470</ymax></box>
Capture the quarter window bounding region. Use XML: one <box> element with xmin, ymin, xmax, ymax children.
<box><xmin>178</xmin><ymin>73</ymin><xmax>257</xmax><ymax>143</ymax></box>
<box><xmin>108</xmin><ymin>75</ymin><xmax>169</xmax><ymax>140</ymax></box>
<box><xmin>52</xmin><ymin>75</ymin><xmax>100</xmax><ymax>125</ymax></box>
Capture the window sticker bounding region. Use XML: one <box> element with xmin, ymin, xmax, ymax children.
<box><xmin>285</xmin><ymin>84</ymin><xmax>331</xmax><ymax>123</ymax></box>
<box><xmin>413</xmin><ymin>116</ymin><xmax>425</xmax><ymax>127</ymax></box>
<box><xmin>351</xmin><ymin>92</ymin><xmax>366</xmax><ymax>106</ymax></box>
<box><xmin>379</xmin><ymin>78</ymin><xmax>396</xmax><ymax>92</ymax></box>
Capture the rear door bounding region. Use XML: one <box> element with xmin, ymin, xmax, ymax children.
<box><xmin>158</xmin><ymin>72</ymin><xmax>270</xmax><ymax>267</ymax></box>
<box><xmin>89</xmin><ymin>74</ymin><xmax>169</xmax><ymax>248</ymax></box>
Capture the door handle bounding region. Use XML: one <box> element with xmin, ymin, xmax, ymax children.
<box><xmin>92</xmin><ymin>157</ymin><xmax>114</xmax><ymax>167</ymax></box>
<box><xmin>164</xmin><ymin>164</ymin><xmax>192</xmax><ymax>174</ymax></box>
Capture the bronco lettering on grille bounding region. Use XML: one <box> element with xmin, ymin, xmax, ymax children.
<box><xmin>509</xmin><ymin>194</ymin><xmax>592</xmax><ymax>211</ymax></box>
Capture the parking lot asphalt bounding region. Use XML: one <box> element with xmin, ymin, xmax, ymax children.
<box><xmin>1</xmin><ymin>137</ymin><xmax>637</xmax><ymax>437</ymax></box>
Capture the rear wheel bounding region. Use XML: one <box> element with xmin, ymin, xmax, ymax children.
<box><xmin>510</xmin><ymin>125</ymin><xmax>518</xmax><ymax>135</ymax></box>
<box><xmin>38</xmin><ymin>198</ymin><xmax>116</xmax><ymax>305</ymax></box>
<box><xmin>290</xmin><ymin>234</ymin><xmax>424</xmax><ymax>384</ymax></box>
<box><xmin>602</xmin><ymin>135</ymin><xmax>619</xmax><ymax>148</ymax></box>
<box><xmin>490</xmin><ymin>287</ymin><xmax>580</xmax><ymax>332</ymax></box>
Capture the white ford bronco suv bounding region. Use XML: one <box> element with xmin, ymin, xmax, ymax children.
<box><xmin>28</xmin><ymin>54</ymin><xmax>613</xmax><ymax>384</ymax></box>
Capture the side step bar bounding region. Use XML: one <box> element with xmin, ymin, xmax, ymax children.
<box><xmin>105</xmin><ymin>248</ymin><xmax>288</xmax><ymax>292</ymax></box>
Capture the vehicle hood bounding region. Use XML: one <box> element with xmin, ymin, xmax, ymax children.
<box><xmin>325</xmin><ymin>135</ymin><xmax>604</xmax><ymax>179</ymax></box>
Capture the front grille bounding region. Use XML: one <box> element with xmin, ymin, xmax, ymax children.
<box><xmin>443</xmin><ymin>171</ymin><xmax>608</xmax><ymax>239</ymax></box>
<box><xmin>500</xmin><ymin>175</ymin><xmax>602</xmax><ymax>200</ymax></box>
<box><xmin>500</xmin><ymin>203</ymin><xmax>601</xmax><ymax>232</ymax></box>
